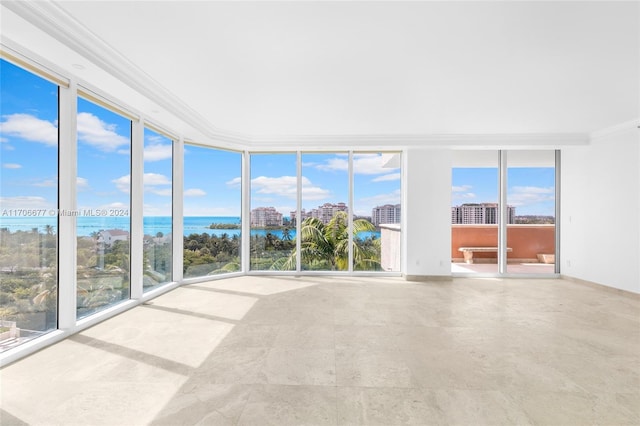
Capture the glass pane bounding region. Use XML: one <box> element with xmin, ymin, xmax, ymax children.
<box><xmin>143</xmin><ymin>128</ymin><xmax>173</xmax><ymax>291</ymax></box>
<box><xmin>353</xmin><ymin>152</ymin><xmax>401</xmax><ymax>271</ymax></box>
<box><xmin>183</xmin><ymin>145</ymin><xmax>241</xmax><ymax>277</ymax></box>
<box><xmin>300</xmin><ymin>153</ymin><xmax>349</xmax><ymax>271</ymax></box>
<box><xmin>249</xmin><ymin>153</ymin><xmax>296</xmax><ymax>271</ymax></box>
<box><xmin>506</xmin><ymin>150</ymin><xmax>556</xmax><ymax>274</ymax></box>
<box><xmin>0</xmin><ymin>59</ymin><xmax>58</xmax><ymax>350</ymax></box>
<box><xmin>451</xmin><ymin>151</ymin><xmax>500</xmax><ymax>273</ymax></box>
<box><xmin>76</xmin><ymin>98</ymin><xmax>131</xmax><ymax>318</ymax></box>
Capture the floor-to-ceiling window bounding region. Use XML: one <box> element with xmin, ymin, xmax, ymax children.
<box><xmin>249</xmin><ymin>153</ymin><xmax>297</xmax><ymax>271</ymax></box>
<box><xmin>0</xmin><ymin>58</ymin><xmax>59</xmax><ymax>350</ymax></box>
<box><xmin>76</xmin><ymin>96</ymin><xmax>131</xmax><ymax>318</ymax></box>
<box><xmin>248</xmin><ymin>151</ymin><xmax>403</xmax><ymax>273</ymax></box>
<box><xmin>300</xmin><ymin>152</ymin><xmax>349</xmax><ymax>271</ymax></box>
<box><xmin>353</xmin><ymin>152</ymin><xmax>402</xmax><ymax>271</ymax></box>
<box><xmin>183</xmin><ymin>144</ymin><xmax>242</xmax><ymax>277</ymax></box>
<box><xmin>143</xmin><ymin>127</ymin><xmax>173</xmax><ymax>291</ymax></box>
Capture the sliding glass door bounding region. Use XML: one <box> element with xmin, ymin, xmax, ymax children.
<box><xmin>506</xmin><ymin>150</ymin><xmax>556</xmax><ymax>274</ymax></box>
<box><xmin>451</xmin><ymin>151</ymin><xmax>500</xmax><ymax>273</ymax></box>
<box><xmin>452</xmin><ymin>150</ymin><xmax>558</xmax><ymax>275</ymax></box>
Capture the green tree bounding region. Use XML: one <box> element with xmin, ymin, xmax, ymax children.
<box><xmin>272</xmin><ymin>211</ymin><xmax>380</xmax><ymax>271</ymax></box>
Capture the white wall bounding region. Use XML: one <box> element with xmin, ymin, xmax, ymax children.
<box><xmin>403</xmin><ymin>148</ymin><xmax>452</xmax><ymax>277</ymax></box>
<box><xmin>561</xmin><ymin>124</ymin><xmax>640</xmax><ymax>293</ymax></box>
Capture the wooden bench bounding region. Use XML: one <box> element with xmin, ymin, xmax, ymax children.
<box><xmin>458</xmin><ymin>247</ymin><xmax>512</xmax><ymax>264</ymax></box>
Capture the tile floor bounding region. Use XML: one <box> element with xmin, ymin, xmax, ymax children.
<box><xmin>1</xmin><ymin>276</ymin><xmax>639</xmax><ymax>425</ymax></box>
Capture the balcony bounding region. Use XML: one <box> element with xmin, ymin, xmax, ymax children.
<box><xmin>452</xmin><ymin>224</ymin><xmax>555</xmax><ymax>274</ymax></box>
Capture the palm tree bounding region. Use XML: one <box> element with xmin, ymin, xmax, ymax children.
<box><xmin>272</xmin><ymin>211</ymin><xmax>380</xmax><ymax>271</ymax></box>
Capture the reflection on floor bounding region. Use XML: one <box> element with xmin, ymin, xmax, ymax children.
<box><xmin>452</xmin><ymin>262</ymin><xmax>555</xmax><ymax>274</ymax></box>
<box><xmin>1</xmin><ymin>275</ymin><xmax>638</xmax><ymax>425</ymax></box>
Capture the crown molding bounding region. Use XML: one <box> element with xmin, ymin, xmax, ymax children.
<box><xmin>249</xmin><ymin>132</ymin><xmax>589</xmax><ymax>149</ymax></box>
<box><xmin>2</xmin><ymin>1</ymin><xmax>591</xmax><ymax>151</ymax></box>
<box><xmin>589</xmin><ymin>119</ymin><xmax>640</xmax><ymax>141</ymax></box>
<box><xmin>2</xmin><ymin>0</ymin><xmax>248</xmax><ymax>146</ymax></box>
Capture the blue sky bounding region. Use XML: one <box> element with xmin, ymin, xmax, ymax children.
<box><xmin>1</xmin><ymin>58</ymin><xmax>552</xmax><ymax>219</ymax></box>
<box><xmin>452</xmin><ymin>167</ymin><xmax>556</xmax><ymax>216</ymax></box>
<box><xmin>1</xmin><ymin>60</ymin><xmax>59</xmax><ymax>212</ymax></box>
<box><xmin>247</xmin><ymin>152</ymin><xmax>401</xmax><ymax>218</ymax></box>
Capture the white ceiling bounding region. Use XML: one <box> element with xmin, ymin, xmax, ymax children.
<box><xmin>2</xmin><ymin>1</ymin><xmax>639</xmax><ymax>146</ymax></box>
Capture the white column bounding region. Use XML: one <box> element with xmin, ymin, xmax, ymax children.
<box><xmin>296</xmin><ymin>151</ymin><xmax>302</xmax><ymax>272</ymax></box>
<box><xmin>348</xmin><ymin>151</ymin><xmax>354</xmax><ymax>272</ymax></box>
<box><xmin>57</xmin><ymin>80</ymin><xmax>78</xmax><ymax>329</ymax></box>
<box><xmin>241</xmin><ymin>150</ymin><xmax>251</xmax><ymax>272</ymax></box>
<box><xmin>129</xmin><ymin>119</ymin><xmax>144</xmax><ymax>299</ymax></box>
<box><xmin>403</xmin><ymin>148</ymin><xmax>452</xmax><ymax>278</ymax></box>
<box><xmin>172</xmin><ymin>137</ymin><xmax>184</xmax><ymax>283</ymax></box>
<box><xmin>498</xmin><ymin>150</ymin><xmax>508</xmax><ymax>274</ymax></box>
<box><xmin>554</xmin><ymin>149</ymin><xmax>561</xmax><ymax>274</ymax></box>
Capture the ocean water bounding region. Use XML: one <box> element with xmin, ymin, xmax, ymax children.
<box><xmin>0</xmin><ymin>216</ymin><xmax>380</xmax><ymax>239</ymax></box>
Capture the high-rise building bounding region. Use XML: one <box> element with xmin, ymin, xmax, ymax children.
<box><xmin>451</xmin><ymin>203</ymin><xmax>515</xmax><ymax>224</ymax></box>
<box><xmin>371</xmin><ymin>204</ymin><xmax>401</xmax><ymax>226</ymax></box>
<box><xmin>250</xmin><ymin>207</ymin><xmax>283</xmax><ymax>227</ymax></box>
<box><xmin>290</xmin><ymin>203</ymin><xmax>349</xmax><ymax>225</ymax></box>
<box><xmin>312</xmin><ymin>202</ymin><xmax>348</xmax><ymax>224</ymax></box>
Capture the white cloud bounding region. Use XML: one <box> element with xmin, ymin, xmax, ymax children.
<box><xmin>453</xmin><ymin>192</ymin><xmax>476</xmax><ymax>200</ymax></box>
<box><xmin>512</xmin><ymin>186</ymin><xmax>554</xmax><ymax>195</ymax></box>
<box><xmin>452</xmin><ymin>184</ymin><xmax>476</xmax><ymax>201</ymax></box>
<box><xmin>452</xmin><ymin>185</ymin><xmax>473</xmax><ymax>192</ymax></box>
<box><xmin>77</xmin><ymin>177</ymin><xmax>90</xmax><ymax>190</ymax></box>
<box><xmin>371</xmin><ymin>173</ymin><xmax>400</xmax><ymax>182</ymax></box>
<box><xmin>249</xmin><ymin>175</ymin><xmax>331</xmax><ymax>201</ymax></box>
<box><xmin>301</xmin><ymin>177</ymin><xmax>332</xmax><ymax>200</ymax></box>
<box><xmin>0</xmin><ymin>196</ymin><xmax>52</xmax><ymax>209</ymax></box>
<box><xmin>146</xmin><ymin>134</ymin><xmax>167</xmax><ymax>144</ymax></box>
<box><xmin>33</xmin><ymin>179</ymin><xmax>57</xmax><ymax>188</ymax></box>
<box><xmin>149</xmin><ymin>188</ymin><xmax>172</xmax><ymax>196</ymax></box>
<box><xmin>112</xmin><ymin>172</ymin><xmax>172</xmax><ymax>195</ymax></box>
<box><xmin>113</xmin><ymin>175</ymin><xmax>131</xmax><ymax>193</ymax></box>
<box><xmin>251</xmin><ymin>175</ymin><xmax>298</xmax><ymax>199</ymax></box>
<box><xmin>508</xmin><ymin>186</ymin><xmax>555</xmax><ymax>207</ymax></box>
<box><xmin>77</xmin><ymin>112</ymin><xmax>129</xmax><ymax>152</ymax></box>
<box><xmin>317</xmin><ymin>154</ymin><xmax>399</xmax><ymax>175</ymax></box>
<box><xmin>226</xmin><ymin>177</ymin><xmax>241</xmax><ymax>188</ymax></box>
<box><xmin>354</xmin><ymin>189</ymin><xmax>401</xmax><ymax>216</ymax></box>
<box><xmin>359</xmin><ymin>189</ymin><xmax>401</xmax><ymax>206</ymax></box>
<box><xmin>143</xmin><ymin>173</ymin><xmax>172</xmax><ymax>196</ymax></box>
<box><xmin>144</xmin><ymin>173</ymin><xmax>172</xmax><ymax>186</ymax></box>
<box><xmin>0</xmin><ymin>114</ymin><xmax>58</xmax><ymax>146</ymax></box>
<box><xmin>2</xmin><ymin>163</ymin><xmax>21</xmax><ymax>169</ymax></box>
<box><xmin>184</xmin><ymin>188</ymin><xmax>206</xmax><ymax>197</ymax></box>
<box><xmin>144</xmin><ymin>142</ymin><xmax>172</xmax><ymax>162</ymax></box>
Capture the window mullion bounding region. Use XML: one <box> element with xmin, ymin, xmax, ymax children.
<box><xmin>57</xmin><ymin>80</ymin><xmax>78</xmax><ymax>330</ymax></box>
<box><xmin>129</xmin><ymin>119</ymin><xmax>144</xmax><ymax>299</ymax></box>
